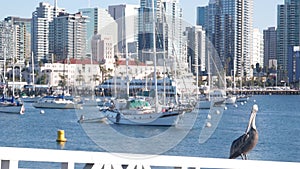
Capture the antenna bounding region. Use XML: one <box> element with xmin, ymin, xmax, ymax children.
<box><xmin>54</xmin><ymin>0</ymin><xmax>58</xmax><ymax>16</ymax></box>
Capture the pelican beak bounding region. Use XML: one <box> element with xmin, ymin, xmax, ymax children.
<box><xmin>246</xmin><ymin>104</ymin><xmax>258</xmax><ymax>133</ymax></box>
<box><xmin>252</xmin><ymin>104</ymin><xmax>258</xmax><ymax>113</ymax></box>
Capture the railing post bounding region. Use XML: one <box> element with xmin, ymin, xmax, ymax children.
<box><xmin>61</xmin><ymin>162</ymin><xmax>75</xmax><ymax>169</ymax></box>
<box><xmin>83</xmin><ymin>163</ymin><xmax>107</xmax><ymax>169</ymax></box>
<box><xmin>83</xmin><ymin>163</ymin><xmax>94</xmax><ymax>169</ymax></box>
<box><xmin>1</xmin><ymin>160</ymin><xmax>18</xmax><ymax>169</ymax></box>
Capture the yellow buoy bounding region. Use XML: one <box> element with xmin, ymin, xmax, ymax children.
<box><xmin>56</xmin><ymin>130</ymin><xmax>67</xmax><ymax>142</ymax></box>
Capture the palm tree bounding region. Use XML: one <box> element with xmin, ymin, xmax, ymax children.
<box><xmin>76</xmin><ymin>74</ymin><xmax>84</xmax><ymax>86</ymax></box>
<box><xmin>107</xmin><ymin>68</ymin><xmax>113</xmax><ymax>79</ymax></box>
<box><xmin>99</xmin><ymin>65</ymin><xmax>107</xmax><ymax>83</ymax></box>
<box><xmin>58</xmin><ymin>74</ymin><xmax>67</xmax><ymax>89</ymax></box>
<box><xmin>114</xmin><ymin>55</ymin><xmax>119</xmax><ymax>67</ymax></box>
<box><xmin>92</xmin><ymin>74</ymin><xmax>99</xmax><ymax>85</ymax></box>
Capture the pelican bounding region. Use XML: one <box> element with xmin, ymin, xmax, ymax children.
<box><xmin>229</xmin><ymin>104</ymin><xmax>259</xmax><ymax>160</ymax></box>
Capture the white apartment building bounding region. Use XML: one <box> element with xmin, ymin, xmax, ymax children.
<box><xmin>116</xmin><ymin>58</ymin><xmax>164</xmax><ymax>79</ymax></box>
<box><xmin>40</xmin><ymin>58</ymin><xmax>100</xmax><ymax>87</ymax></box>
<box><xmin>185</xmin><ymin>25</ymin><xmax>206</xmax><ymax>75</ymax></box>
<box><xmin>91</xmin><ymin>34</ymin><xmax>115</xmax><ymax>70</ymax></box>
<box><xmin>0</xmin><ymin>21</ymin><xmax>14</xmax><ymax>60</ymax></box>
<box><xmin>252</xmin><ymin>28</ymin><xmax>264</xmax><ymax>69</ymax></box>
<box><xmin>0</xmin><ymin>17</ymin><xmax>31</xmax><ymax>64</ymax></box>
<box><xmin>31</xmin><ymin>2</ymin><xmax>65</xmax><ymax>63</ymax></box>
<box><xmin>52</xmin><ymin>12</ymin><xmax>88</xmax><ymax>61</ymax></box>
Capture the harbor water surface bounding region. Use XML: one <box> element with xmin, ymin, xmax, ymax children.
<box><xmin>0</xmin><ymin>95</ymin><xmax>299</xmax><ymax>168</ymax></box>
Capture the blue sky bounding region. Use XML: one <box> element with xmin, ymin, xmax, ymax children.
<box><xmin>0</xmin><ymin>0</ymin><xmax>284</xmax><ymax>30</ymax></box>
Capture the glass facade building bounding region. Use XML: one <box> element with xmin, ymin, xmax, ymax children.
<box><xmin>277</xmin><ymin>0</ymin><xmax>300</xmax><ymax>82</ymax></box>
<box><xmin>196</xmin><ymin>0</ymin><xmax>253</xmax><ymax>77</ymax></box>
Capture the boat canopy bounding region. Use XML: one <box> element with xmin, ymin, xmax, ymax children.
<box><xmin>126</xmin><ymin>99</ymin><xmax>150</xmax><ymax>109</ymax></box>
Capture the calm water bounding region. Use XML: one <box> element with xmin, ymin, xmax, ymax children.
<box><xmin>0</xmin><ymin>95</ymin><xmax>299</xmax><ymax>168</ymax></box>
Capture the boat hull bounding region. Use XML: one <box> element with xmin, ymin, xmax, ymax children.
<box><xmin>0</xmin><ymin>104</ymin><xmax>25</xmax><ymax>114</ymax></box>
<box><xmin>21</xmin><ymin>96</ymin><xmax>41</xmax><ymax>103</ymax></box>
<box><xmin>225</xmin><ymin>95</ymin><xmax>237</xmax><ymax>104</ymax></box>
<box><xmin>103</xmin><ymin>110</ymin><xmax>181</xmax><ymax>126</ymax></box>
<box><xmin>196</xmin><ymin>100</ymin><xmax>211</xmax><ymax>109</ymax></box>
<box><xmin>32</xmin><ymin>102</ymin><xmax>81</xmax><ymax>109</ymax></box>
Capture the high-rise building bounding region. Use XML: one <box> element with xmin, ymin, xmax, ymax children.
<box><xmin>79</xmin><ymin>8</ymin><xmax>118</xmax><ymax>57</ymax></box>
<box><xmin>197</xmin><ymin>0</ymin><xmax>253</xmax><ymax>78</ymax></box>
<box><xmin>31</xmin><ymin>2</ymin><xmax>65</xmax><ymax>64</ymax></box>
<box><xmin>51</xmin><ymin>12</ymin><xmax>87</xmax><ymax>61</ymax></box>
<box><xmin>0</xmin><ymin>21</ymin><xmax>14</xmax><ymax>60</ymax></box>
<box><xmin>4</xmin><ymin>17</ymin><xmax>31</xmax><ymax>64</ymax></box>
<box><xmin>252</xmin><ymin>28</ymin><xmax>264</xmax><ymax>69</ymax></box>
<box><xmin>91</xmin><ymin>34</ymin><xmax>114</xmax><ymax>68</ymax></box>
<box><xmin>185</xmin><ymin>26</ymin><xmax>206</xmax><ymax>75</ymax></box>
<box><xmin>263</xmin><ymin>27</ymin><xmax>277</xmax><ymax>70</ymax></box>
<box><xmin>1</xmin><ymin>17</ymin><xmax>31</xmax><ymax>61</ymax></box>
<box><xmin>108</xmin><ymin>4</ymin><xmax>139</xmax><ymax>57</ymax></box>
<box><xmin>287</xmin><ymin>46</ymin><xmax>300</xmax><ymax>85</ymax></box>
<box><xmin>196</xmin><ymin>7</ymin><xmax>206</xmax><ymax>26</ymax></box>
<box><xmin>157</xmin><ymin>0</ymin><xmax>183</xmax><ymax>64</ymax></box>
<box><xmin>138</xmin><ymin>0</ymin><xmax>157</xmax><ymax>62</ymax></box>
<box><xmin>277</xmin><ymin>0</ymin><xmax>300</xmax><ymax>82</ymax></box>
<box><xmin>138</xmin><ymin>0</ymin><xmax>184</xmax><ymax>67</ymax></box>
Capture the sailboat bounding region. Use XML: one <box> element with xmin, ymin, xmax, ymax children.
<box><xmin>32</xmin><ymin>94</ymin><xmax>82</xmax><ymax>109</ymax></box>
<box><xmin>0</xmin><ymin>95</ymin><xmax>25</xmax><ymax>114</ymax></box>
<box><xmin>32</xmin><ymin>58</ymin><xmax>82</xmax><ymax>109</ymax></box>
<box><xmin>102</xmin><ymin>1</ymin><xmax>184</xmax><ymax>126</ymax></box>
<box><xmin>196</xmin><ymin>40</ymin><xmax>227</xmax><ymax>109</ymax></box>
<box><xmin>0</xmin><ymin>54</ymin><xmax>25</xmax><ymax>114</ymax></box>
<box><xmin>21</xmin><ymin>52</ymin><xmax>41</xmax><ymax>102</ymax></box>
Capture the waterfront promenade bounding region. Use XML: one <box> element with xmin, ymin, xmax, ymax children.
<box><xmin>227</xmin><ymin>89</ymin><xmax>300</xmax><ymax>95</ymax></box>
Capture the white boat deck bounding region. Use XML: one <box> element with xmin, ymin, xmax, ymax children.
<box><xmin>0</xmin><ymin>147</ymin><xmax>299</xmax><ymax>169</ymax></box>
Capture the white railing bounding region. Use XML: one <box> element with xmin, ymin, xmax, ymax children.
<box><xmin>0</xmin><ymin>147</ymin><xmax>299</xmax><ymax>169</ymax></box>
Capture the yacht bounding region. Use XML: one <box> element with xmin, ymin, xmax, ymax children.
<box><xmin>0</xmin><ymin>96</ymin><xmax>25</xmax><ymax>114</ymax></box>
<box><xmin>32</xmin><ymin>95</ymin><xmax>81</xmax><ymax>109</ymax></box>
<box><xmin>102</xmin><ymin>97</ymin><xmax>183</xmax><ymax>126</ymax></box>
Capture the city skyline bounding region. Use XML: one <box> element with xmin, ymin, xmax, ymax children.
<box><xmin>0</xmin><ymin>0</ymin><xmax>283</xmax><ymax>31</ymax></box>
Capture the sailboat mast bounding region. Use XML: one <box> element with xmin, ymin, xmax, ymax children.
<box><xmin>152</xmin><ymin>0</ymin><xmax>158</xmax><ymax>112</ymax></box>
<box><xmin>162</xmin><ymin>3</ymin><xmax>166</xmax><ymax>106</ymax></box>
<box><xmin>12</xmin><ymin>58</ymin><xmax>15</xmax><ymax>97</ymax></box>
<box><xmin>207</xmin><ymin>49</ymin><xmax>211</xmax><ymax>100</ymax></box>
<box><xmin>125</xmin><ymin>43</ymin><xmax>129</xmax><ymax>97</ymax></box>
<box><xmin>3</xmin><ymin>47</ymin><xmax>6</xmax><ymax>86</ymax></box>
<box><xmin>31</xmin><ymin>52</ymin><xmax>35</xmax><ymax>92</ymax></box>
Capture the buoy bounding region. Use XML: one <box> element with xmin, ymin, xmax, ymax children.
<box><xmin>207</xmin><ymin>114</ymin><xmax>211</xmax><ymax>119</ymax></box>
<box><xmin>40</xmin><ymin>110</ymin><xmax>45</xmax><ymax>114</ymax></box>
<box><xmin>57</xmin><ymin>141</ymin><xmax>66</xmax><ymax>149</ymax></box>
<box><xmin>206</xmin><ymin>122</ymin><xmax>212</xmax><ymax>128</ymax></box>
<box><xmin>56</xmin><ymin>130</ymin><xmax>67</xmax><ymax>142</ymax></box>
<box><xmin>253</xmin><ymin>99</ymin><xmax>256</xmax><ymax>103</ymax></box>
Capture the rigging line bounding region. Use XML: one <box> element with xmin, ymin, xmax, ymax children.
<box><xmin>209</xmin><ymin>47</ymin><xmax>226</xmax><ymax>88</ymax></box>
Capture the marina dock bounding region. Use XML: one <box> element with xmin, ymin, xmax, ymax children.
<box><xmin>227</xmin><ymin>89</ymin><xmax>300</xmax><ymax>95</ymax></box>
